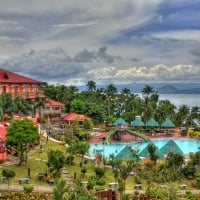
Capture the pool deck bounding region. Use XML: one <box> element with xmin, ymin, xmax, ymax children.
<box><xmin>89</xmin><ymin>127</ymin><xmax>183</xmax><ymax>143</ymax></box>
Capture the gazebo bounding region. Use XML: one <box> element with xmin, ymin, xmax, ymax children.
<box><xmin>131</xmin><ymin>116</ymin><xmax>145</xmax><ymax>128</ymax></box>
<box><xmin>139</xmin><ymin>143</ymin><xmax>162</xmax><ymax>158</ymax></box>
<box><xmin>161</xmin><ymin>118</ymin><xmax>175</xmax><ymax>128</ymax></box>
<box><xmin>115</xmin><ymin>145</ymin><xmax>139</xmax><ymax>160</ymax></box>
<box><xmin>145</xmin><ymin>118</ymin><xmax>160</xmax><ymax>127</ymax></box>
<box><xmin>113</xmin><ymin>117</ymin><xmax>129</xmax><ymax>129</ymax></box>
<box><xmin>159</xmin><ymin>139</ymin><xmax>183</xmax><ymax>157</ymax></box>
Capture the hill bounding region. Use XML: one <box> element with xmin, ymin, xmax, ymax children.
<box><xmin>78</xmin><ymin>82</ymin><xmax>200</xmax><ymax>94</ymax></box>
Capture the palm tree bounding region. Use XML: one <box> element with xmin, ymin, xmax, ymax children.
<box><xmin>52</xmin><ymin>178</ymin><xmax>68</xmax><ymax>200</ymax></box>
<box><xmin>106</xmin><ymin>84</ymin><xmax>117</xmax><ymax>96</ymax></box>
<box><xmin>86</xmin><ymin>80</ymin><xmax>96</xmax><ymax>91</ymax></box>
<box><xmin>121</xmin><ymin>87</ymin><xmax>131</xmax><ymax>96</ymax></box>
<box><xmin>142</xmin><ymin>85</ymin><xmax>154</xmax><ymax>97</ymax></box>
<box><xmin>176</xmin><ymin>105</ymin><xmax>190</xmax><ymax>126</ymax></box>
<box><xmin>142</xmin><ymin>96</ymin><xmax>154</xmax><ymax>123</ymax></box>
<box><xmin>56</xmin><ymin>85</ymin><xmax>68</xmax><ymax>103</ymax></box>
<box><xmin>190</xmin><ymin>106</ymin><xmax>200</xmax><ymax>120</ymax></box>
<box><xmin>156</xmin><ymin>100</ymin><xmax>176</xmax><ymax>123</ymax></box>
<box><xmin>34</xmin><ymin>97</ymin><xmax>46</xmax><ymax>119</ymax></box>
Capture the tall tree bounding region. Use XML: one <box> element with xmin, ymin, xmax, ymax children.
<box><xmin>56</xmin><ymin>84</ymin><xmax>68</xmax><ymax>103</ymax></box>
<box><xmin>86</xmin><ymin>80</ymin><xmax>96</xmax><ymax>91</ymax></box>
<box><xmin>176</xmin><ymin>105</ymin><xmax>190</xmax><ymax>125</ymax></box>
<box><xmin>67</xmin><ymin>138</ymin><xmax>90</xmax><ymax>163</ymax></box>
<box><xmin>142</xmin><ymin>85</ymin><xmax>154</xmax><ymax>97</ymax></box>
<box><xmin>108</xmin><ymin>148</ymin><xmax>140</xmax><ymax>199</ymax></box>
<box><xmin>0</xmin><ymin>93</ymin><xmax>14</xmax><ymax>118</ymax></box>
<box><xmin>52</xmin><ymin>178</ymin><xmax>68</xmax><ymax>200</ymax></box>
<box><xmin>47</xmin><ymin>150</ymin><xmax>65</xmax><ymax>177</ymax></box>
<box><xmin>5</xmin><ymin>118</ymin><xmax>39</xmax><ymax>165</ymax></box>
<box><xmin>156</xmin><ymin>100</ymin><xmax>176</xmax><ymax>123</ymax></box>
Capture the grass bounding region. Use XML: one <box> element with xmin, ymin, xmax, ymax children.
<box><xmin>0</xmin><ymin>136</ymin><xmax>66</xmax><ymax>185</ymax></box>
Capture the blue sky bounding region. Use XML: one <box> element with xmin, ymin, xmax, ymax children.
<box><xmin>0</xmin><ymin>0</ymin><xmax>200</xmax><ymax>86</ymax></box>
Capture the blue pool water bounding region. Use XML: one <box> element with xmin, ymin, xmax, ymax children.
<box><xmin>89</xmin><ymin>139</ymin><xmax>200</xmax><ymax>159</ymax></box>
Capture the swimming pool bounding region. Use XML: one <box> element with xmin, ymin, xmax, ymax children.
<box><xmin>89</xmin><ymin>139</ymin><xmax>200</xmax><ymax>159</ymax></box>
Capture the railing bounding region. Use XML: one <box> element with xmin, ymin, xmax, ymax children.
<box><xmin>43</xmin><ymin>110</ymin><xmax>63</xmax><ymax>115</ymax></box>
<box><xmin>11</xmin><ymin>91</ymin><xmax>45</xmax><ymax>99</ymax></box>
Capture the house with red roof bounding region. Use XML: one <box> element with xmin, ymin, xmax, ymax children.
<box><xmin>0</xmin><ymin>68</ymin><xmax>44</xmax><ymax>99</ymax></box>
<box><xmin>63</xmin><ymin>112</ymin><xmax>90</xmax><ymax>127</ymax></box>
<box><xmin>44</xmin><ymin>99</ymin><xmax>65</xmax><ymax>120</ymax></box>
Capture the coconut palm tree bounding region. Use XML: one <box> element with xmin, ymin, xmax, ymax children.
<box><xmin>52</xmin><ymin>178</ymin><xmax>68</xmax><ymax>200</ymax></box>
<box><xmin>86</xmin><ymin>80</ymin><xmax>96</xmax><ymax>91</ymax></box>
<box><xmin>176</xmin><ymin>105</ymin><xmax>190</xmax><ymax>126</ymax></box>
<box><xmin>142</xmin><ymin>85</ymin><xmax>154</xmax><ymax>97</ymax></box>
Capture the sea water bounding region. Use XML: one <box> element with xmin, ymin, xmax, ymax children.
<box><xmin>137</xmin><ymin>93</ymin><xmax>200</xmax><ymax>108</ymax></box>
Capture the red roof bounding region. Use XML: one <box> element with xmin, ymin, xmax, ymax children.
<box><xmin>63</xmin><ymin>112</ymin><xmax>88</xmax><ymax>121</ymax></box>
<box><xmin>45</xmin><ymin>99</ymin><xmax>65</xmax><ymax>107</ymax></box>
<box><xmin>0</xmin><ymin>68</ymin><xmax>43</xmax><ymax>84</ymax></box>
<box><xmin>12</xmin><ymin>115</ymin><xmax>39</xmax><ymax>124</ymax></box>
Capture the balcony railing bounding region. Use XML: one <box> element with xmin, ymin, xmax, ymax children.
<box><xmin>43</xmin><ymin>110</ymin><xmax>64</xmax><ymax>115</ymax></box>
<box><xmin>11</xmin><ymin>91</ymin><xmax>45</xmax><ymax>99</ymax></box>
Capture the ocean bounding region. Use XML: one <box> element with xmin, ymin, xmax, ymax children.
<box><xmin>136</xmin><ymin>93</ymin><xmax>200</xmax><ymax>108</ymax></box>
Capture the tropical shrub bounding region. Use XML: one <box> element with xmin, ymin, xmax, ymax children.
<box><xmin>23</xmin><ymin>184</ymin><xmax>34</xmax><ymax>193</ymax></box>
<box><xmin>94</xmin><ymin>166</ymin><xmax>106</xmax><ymax>179</ymax></box>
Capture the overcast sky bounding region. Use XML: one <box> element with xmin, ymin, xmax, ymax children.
<box><xmin>0</xmin><ymin>0</ymin><xmax>200</xmax><ymax>86</ymax></box>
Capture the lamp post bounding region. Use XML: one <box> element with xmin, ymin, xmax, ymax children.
<box><xmin>46</xmin><ymin>124</ymin><xmax>51</xmax><ymax>142</ymax></box>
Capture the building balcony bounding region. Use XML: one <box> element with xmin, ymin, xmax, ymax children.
<box><xmin>43</xmin><ymin>110</ymin><xmax>63</xmax><ymax>115</ymax></box>
<box><xmin>11</xmin><ymin>91</ymin><xmax>45</xmax><ymax>99</ymax></box>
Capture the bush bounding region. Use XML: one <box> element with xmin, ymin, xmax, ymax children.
<box><xmin>65</xmin><ymin>155</ymin><xmax>74</xmax><ymax>165</ymax></box>
<box><xmin>96</xmin><ymin>179</ymin><xmax>105</xmax><ymax>186</ymax></box>
<box><xmin>95</xmin><ymin>185</ymin><xmax>105</xmax><ymax>191</ymax></box>
<box><xmin>23</xmin><ymin>184</ymin><xmax>34</xmax><ymax>193</ymax></box>
<box><xmin>87</xmin><ymin>176</ymin><xmax>96</xmax><ymax>190</ymax></box>
<box><xmin>94</xmin><ymin>167</ymin><xmax>106</xmax><ymax>179</ymax></box>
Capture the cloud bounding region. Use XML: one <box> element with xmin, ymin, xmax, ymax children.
<box><xmin>73</xmin><ymin>46</ymin><xmax>120</xmax><ymax>63</ymax></box>
<box><xmin>151</xmin><ymin>30</ymin><xmax>200</xmax><ymax>42</ymax></box>
<box><xmin>97</xmin><ymin>46</ymin><xmax>114</xmax><ymax>63</ymax></box>
<box><xmin>74</xmin><ymin>49</ymin><xmax>96</xmax><ymax>63</ymax></box>
<box><xmin>0</xmin><ymin>0</ymin><xmax>200</xmax><ymax>85</ymax></box>
<box><xmin>0</xmin><ymin>47</ymin><xmax>199</xmax><ymax>86</ymax></box>
<box><xmin>190</xmin><ymin>47</ymin><xmax>200</xmax><ymax>64</ymax></box>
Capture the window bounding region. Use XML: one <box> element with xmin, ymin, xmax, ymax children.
<box><xmin>13</xmin><ymin>86</ymin><xmax>18</xmax><ymax>94</ymax></box>
<box><xmin>32</xmin><ymin>85</ymin><xmax>37</xmax><ymax>94</ymax></box>
<box><xmin>23</xmin><ymin>85</ymin><xmax>28</xmax><ymax>95</ymax></box>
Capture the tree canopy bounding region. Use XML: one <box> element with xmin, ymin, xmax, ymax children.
<box><xmin>5</xmin><ymin>118</ymin><xmax>39</xmax><ymax>164</ymax></box>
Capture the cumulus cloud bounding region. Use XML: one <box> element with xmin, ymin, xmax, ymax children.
<box><xmin>0</xmin><ymin>47</ymin><xmax>199</xmax><ymax>85</ymax></box>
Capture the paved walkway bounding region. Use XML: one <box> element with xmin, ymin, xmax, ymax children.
<box><xmin>0</xmin><ymin>183</ymin><xmax>53</xmax><ymax>193</ymax></box>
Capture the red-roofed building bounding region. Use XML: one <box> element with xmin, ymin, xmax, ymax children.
<box><xmin>44</xmin><ymin>99</ymin><xmax>65</xmax><ymax>119</ymax></box>
<box><xmin>0</xmin><ymin>68</ymin><xmax>44</xmax><ymax>99</ymax></box>
<box><xmin>63</xmin><ymin>112</ymin><xmax>90</xmax><ymax>126</ymax></box>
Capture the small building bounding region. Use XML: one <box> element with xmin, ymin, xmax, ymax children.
<box><xmin>63</xmin><ymin>112</ymin><xmax>90</xmax><ymax>127</ymax></box>
<box><xmin>44</xmin><ymin>99</ymin><xmax>65</xmax><ymax>120</ymax></box>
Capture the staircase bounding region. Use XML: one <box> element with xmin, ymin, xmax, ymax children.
<box><xmin>61</xmin><ymin>168</ymin><xmax>73</xmax><ymax>186</ymax></box>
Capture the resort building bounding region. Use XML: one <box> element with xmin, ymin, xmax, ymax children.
<box><xmin>63</xmin><ymin>112</ymin><xmax>90</xmax><ymax>127</ymax></box>
<box><xmin>44</xmin><ymin>99</ymin><xmax>65</xmax><ymax>119</ymax></box>
<box><xmin>0</xmin><ymin>68</ymin><xmax>44</xmax><ymax>99</ymax></box>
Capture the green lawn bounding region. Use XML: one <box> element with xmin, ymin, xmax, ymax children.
<box><xmin>0</xmin><ymin>137</ymin><xmax>66</xmax><ymax>185</ymax></box>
